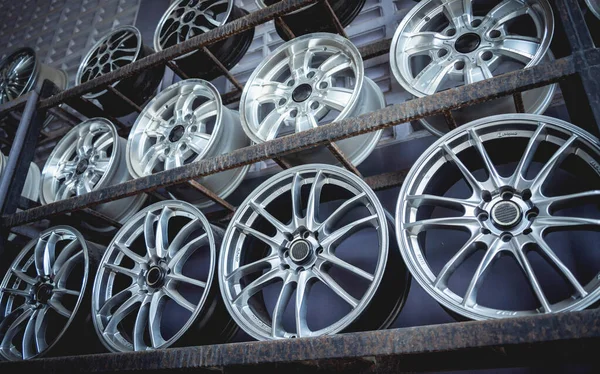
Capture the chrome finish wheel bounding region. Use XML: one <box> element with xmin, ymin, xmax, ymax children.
<box><xmin>92</xmin><ymin>201</ymin><xmax>235</xmax><ymax>352</ymax></box>
<box><xmin>390</xmin><ymin>0</ymin><xmax>556</xmax><ymax>136</ymax></box>
<box><xmin>240</xmin><ymin>33</ymin><xmax>384</xmax><ymax>166</ymax></box>
<box><xmin>127</xmin><ymin>79</ymin><xmax>250</xmax><ymax>208</ymax></box>
<box><xmin>255</xmin><ymin>0</ymin><xmax>366</xmax><ymax>41</ymax></box>
<box><xmin>396</xmin><ymin>114</ymin><xmax>600</xmax><ymax>320</ymax></box>
<box><xmin>586</xmin><ymin>0</ymin><xmax>600</xmax><ymax>19</ymax></box>
<box><xmin>220</xmin><ymin>164</ymin><xmax>408</xmax><ymax>340</ymax></box>
<box><xmin>0</xmin><ymin>47</ymin><xmax>67</xmax><ymax>105</ymax></box>
<box><xmin>77</xmin><ymin>26</ymin><xmax>164</xmax><ymax>117</ymax></box>
<box><xmin>0</xmin><ymin>226</ymin><xmax>100</xmax><ymax>360</ymax></box>
<box><xmin>0</xmin><ymin>151</ymin><xmax>40</xmax><ymax>203</ymax></box>
<box><xmin>154</xmin><ymin>0</ymin><xmax>254</xmax><ymax>81</ymax></box>
<box><xmin>40</xmin><ymin>118</ymin><xmax>146</xmax><ymax>230</ymax></box>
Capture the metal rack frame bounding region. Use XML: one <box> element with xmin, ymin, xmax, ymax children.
<box><xmin>0</xmin><ymin>0</ymin><xmax>598</xmax><ymax>370</ymax></box>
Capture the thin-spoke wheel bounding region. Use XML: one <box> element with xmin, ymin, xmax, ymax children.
<box><xmin>76</xmin><ymin>26</ymin><xmax>164</xmax><ymax>117</ymax></box>
<box><xmin>92</xmin><ymin>201</ymin><xmax>236</xmax><ymax>352</ymax></box>
<box><xmin>0</xmin><ymin>226</ymin><xmax>101</xmax><ymax>360</ymax></box>
<box><xmin>255</xmin><ymin>0</ymin><xmax>366</xmax><ymax>41</ymax></box>
<box><xmin>240</xmin><ymin>33</ymin><xmax>385</xmax><ymax>166</ymax></box>
<box><xmin>154</xmin><ymin>0</ymin><xmax>255</xmax><ymax>81</ymax></box>
<box><xmin>390</xmin><ymin>0</ymin><xmax>556</xmax><ymax>136</ymax></box>
<box><xmin>127</xmin><ymin>79</ymin><xmax>250</xmax><ymax>208</ymax></box>
<box><xmin>40</xmin><ymin>118</ymin><xmax>147</xmax><ymax>231</ymax></box>
<box><xmin>0</xmin><ymin>151</ymin><xmax>40</xmax><ymax>203</ymax></box>
<box><xmin>396</xmin><ymin>114</ymin><xmax>600</xmax><ymax>320</ymax></box>
<box><xmin>220</xmin><ymin>164</ymin><xmax>409</xmax><ymax>340</ymax></box>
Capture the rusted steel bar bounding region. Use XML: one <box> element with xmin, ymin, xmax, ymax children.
<box><xmin>0</xmin><ymin>309</ymin><xmax>597</xmax><ymax>373</ymax></box>
<box><xmin>186</xmin><ymin>180</ymin><xmax>236</xmax><ymax>212</ymax></box>
<box><xmin>322</xmin><ymin>0</ymin><xmax>348</xmax><ymax>38</ymax></box>
<box><xmin>0</xmin><ymin>92</ymin><xmax>31</xmax><ymax>117</ymax></box>
<box><xmin>513</xmin><ymin>92</ymin><xmax>525</xmax><ymax>113</ymax></box>
<box><xmin>272</xmin><ymin>157</ymin><xmax>293</xmax><ymax>169</ymax></box>
<box><xmin>166</xmin><ymin>61</ymin><xmax>191</xmax><ymax>80</ymax></box>
<box><xmin>222</xmin><ymin>90</ymin><xmax>243</xmax><ymax>105</ymax></box>
<box><xmin>1</xmin><ymin>55</ymin><xmax>580</xmax><ymax>228</ymax></box>
<box><xmin>75</xmin><ymin>208</ymin><xmax>123</xmax><ymax>229</ymax></box>
<box><xmin>327</xmin><ymin>142</ymin><xmax>362</xmax><ymax>177</ymax></box>
<box><xmin>275</xmin><ymin>17</ymin><xmax>296</xmax><ymax>39</ymax></box>
<box><xmin>202</xmin><ymin>47</ymin><xmax>244</xmax><ymax>91</ymax></box>
<box><xmin>106</xmin><ymin>86</ymin><xmax>143</xmax><ymax>113</ymax></box>
<box><xmin>364</xmin><ymin>169</ymin><xmax>410</xmax><ymax>191</ymax></box>
<box><xmin>47</xmin><ymin>106</ymin><xmax>82</xmax><ymax>127</ymax></box>
<box><xmin>358</xmin><ymin>38</ymin><xmax>392</xmax><ymax>60</ymax></box>
<box><xmin>442</xmin><ymin>110</ymin><xmax>458</xmax><ymax>130</ymax></box>
<box><xmin>37</xmin><ymin>0</ymin><xmax>319</xmax><ymax>111</ymax></box>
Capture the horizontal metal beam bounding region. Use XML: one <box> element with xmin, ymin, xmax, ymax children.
<box><xmin>0</xmin><ymin>309</ymin><xmax>597</xmax><ymax>373</ymax></box>
<box><xmin>2</xmin><ymin>53</ymin><xmax>583</xmax><ymax>228</ymax></box>
<box><xmin>0</xmin><ymin>92</ymin><xmax>31</xmax><ymax>117</ymax></box>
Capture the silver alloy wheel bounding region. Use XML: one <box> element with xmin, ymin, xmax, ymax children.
<box><xmin>0</xmin><ymin>226</ymin><xmax>96</xmax><ymax>360</ymax></box>
<box><xmin>396</xmin><ymin>114</ymin><xmax>600</xmax><ymax>320</ymax></box>
<box><xmin>92</xmin><ymin>201</ymin><xmax>231</xmax><ymax>352</ymax></box>
<box><xmin>0</xmin><ymin>152</ymin><xmax>40</xmax><ymax>203</ymax></box>
<box><xmin>127</xmin><ymin>79</ymin><xmax>250</xmax><ymax>208</ymax></box>
<box><xmin>585</xmin><ymin>0</ymin><xmax>600</xmax><ymax>19</ymax></box>
<box><xmin>40</xmin><ymin>118</ymin><xmax>146</xmax><ymax>229</ymax></box>
<box><xmin>390</xmin><ymin>0</ymin><xmax>555</xmax><ymax>136</ymax></box>
<box><xmin>240</xmin><ymin>33</ymin><xmax>385</xmax><ymax>166</ymax></box>
<box><xmin>0</xmin><ymin>47</ymin><xmax>67</xmax><ymax>104</ymax></box>
<box><xmin>220</xmin><ymin>164</ymin><xmax>407</xmax><ymax>340</ymax></box>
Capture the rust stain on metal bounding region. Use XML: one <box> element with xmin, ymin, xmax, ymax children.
<box><xmin>327</xmin><ymin>142</ymin><xmax>362</xmax><ymax>177</ymax></box>
<box><xmin>513</xmin><ymin>92</ymin><xmax>525</xmax><ymax>113</ymax></box>
<box><xmin>322</xmin><ymin>0</ymin><xmax>348</xmax><ymax>38</ymax></box>
<box><xmin>166</xmin><ymin>61</ymin><xmax>191</xmax><ymax>80</ymax></box>
<box><xmin>364</xmin><ymin>170</ymin><xmax>410</xmax><ymax>191</ymax></box>
<box><xmin>202</xmin><ymin>47</ymin><xmax>244</xmax><ymax>91</ymax></box>
<box><xmin>106</xmin><ymin>86</ymin><xmax>143</xmax><ymax>113</ymax></box>
<box><xmin>187</xmin><ymin>180</ymin><xmax>236</xmax><ymax>212</ymax></box>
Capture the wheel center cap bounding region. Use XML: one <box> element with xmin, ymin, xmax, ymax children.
<box><xmin>455</xmin><ymin>33</ymin><xmax>481</xmax><ymax>53</ymax></box>
<box><xmin>491</xmin><ymin>200</ymin><xmax>522</xmax><ymax>228</ymax></box>
<box><xmin>290</xmin><ymin>240</ymin><xmax>312</xmax><ymax>263</ymax></box>
<box><xmin>169</xmin><ymin>125</ymin><xmax>186</xmax><ymax>142</ymax></box>
<box><xmin>292</xmin><ymin>83</ymin><xmax>313</xmax><ymax>102</ymax></box>
<box><xmin>35</xmin><ymin>283</ymin><xmax>53</xmax><ymax>304</ymax></box>
<box><xmin>76</xmin><ymin>159</ymin><xmax>89</xmax><ymax>174</ymax></box>
<box><xmin>146</xmin><ymin>266</ymin><xmax>166</xmax><ymax>287</ymax></box>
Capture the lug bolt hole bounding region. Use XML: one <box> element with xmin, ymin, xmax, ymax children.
<box><xmin>522</xmin><ymin>189</ymin><xmax>532</xmax><ymax>200</ymax></box>
<box><xmin>481</xmin><ymin>51</ymin><xmax>493</xmax><ymax>61</ymax></box>
<box><xmin>482</xmin><ymin>190</ymin><xmax>492</xmax><ymax>202</ymax></box>
<box><xmin>438</xmin><ymin>49</ymin><xmax>448</xmax><ymax>58</ymax></box>
<box><xmin>290</xmin><ymin>109</ymin><xmax>298</xmax><ymax>118</ymax></box>
<box><xmin>278</xmin><ymin>98</ymin><xmax>287</xmax><ymax>106</ymax></box>
<box><xmin>310</xmin><ymin>101</ymin><xmax>319</xmax><ymax>110</ymax></box>
<box><xmin>454</xmin><ymin>61</ymin><xmax>465</xmax><ymax>70</ymax></box>
<box><xmin>490</xmin><ymin>30</ymin><xmax>502</xmax><ymax>39</ymax></box>
<box><xmin>446</xmin><ymin>28</ymin><xmax>456</xmax><ymax>36</ymax></box>
<box><xmin>180</xmin><ymin>143</ymin><xmax>187</xmax><ymax>151</ymax></box>
<box><xmin>523</xmin><ymin>228</ymin><xmax>532</xmax><ymax>235</ymax></box>
<box><xmin>319</xmin><ymin>81</ymin><xmax>328</xmax><ymax>89</ymax></box>
<box><xmin>478</xmin><ymin>212</ymin><xmax>489</xmax><ymax>221</ymax></box>
<box><xmin>190</xmin><ymin>125</ymin><xmax>197</xmax><ymax>132</ymax></box>
<box><xmin>482</xmin><ymin>228</ymin><xmax>491</xmax><ymax>235</ymax></box>
<box><xmin>502</xmin><ymin>191</ymin><xmax>514</xmax><ymax>200</ymax></box>
<box><xmin>527</xmin><ymin>211</ymin><xmax>538</xmax><ymax>221</ymax></box>
<box><xmin>184</xmin><ymin>114</ymin><xmax>193</xmax><ymax>122</ymax></box>
<box><xmin>501</xmin><ymin>233</ymin><xmax>512</xmax><ymax>242</ymax></box>
<box><xmin>164</xmin><ymin>147</ymin><xmax>170</xmax><ymax>155</ymax></box>
<box><xmin>287</xmin><ymin>79</ymin><xmax>295</xmax><ymax>87</ymax></box>
<box><xmin>307</xmin><ymin>71</ymin><xmax>316</xmax><ymax>79</ymax></box>
<box><xmin>471</xmin><ymin>19</ymin><xmax>482</xmax><ymax>27</ymax></box>
<box><xmin>302</xmin><ymin>231</ymin><xmax>311</xmax><ymax>239</ymax></box>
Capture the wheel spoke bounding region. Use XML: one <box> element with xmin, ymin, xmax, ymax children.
<box><xmin>305</xmin><ymin>170</ymin><xmax>325</xmax><ymax>231</ymax></box>
<box><xmin>105</xmin><ymin>293</ymin><xmax>143</xmax><ymax>333</ymax></box>
<box><xmin>434</xmin><ymin>234</ymin><xmax>482</xmax><ymax>289</ymax></box>
<box><xmin>193</xmin><ymin>100</ymin><xmax>218</xmax><ymax>122</ymax></box>
<box><xmin>48</xmin><ymin>298</ymin><xmax>71</xmax><ymax>318</ymax></box>
<box><xmin>404</xmin><ymin>216</ymin><xmax>480</xmax><ymax>235</ymax></box>
<box><xmin>104</xmin><ymin>263</ymin><xmax>139</xmax><ymax>279</ymax></box>
<box><xmin>483</xmin><ymin>0</ymin><xmax>529</xmax><ymax>27</ymax></box>
<box><xmin>163</xmin><ymin>287</ymin><xmax>195</xmax><ymax>313</ymax></box>
<box><xmin>462</xmin><ymin>239</ymin><xmax>504</xmax><ymax>307</ymax></box>
<box><xmin>168</xmin><ymin>233</ymin><xmax>208</xmax><ymax>269</ymax></box>
<box><xmin>295</xmin><ymin>271</ymin><xmax>313</xmax><ymax>338</ymax></box>
<box><xmin>411</xmin><ymin>60</ymin><xmax>453</xmax><ymax>95</ymax></box>
<box><xmin>141</xmin><ymin>143</ymin><xmax>167</xmax><ymax>175</ymax></box>
<box><xmin>496</xmin><ymin>36</ymin><xmax>541</xmax><ymax>64</ymax></box>
<box><xmin>225</xmin><ymin>254</ymin><xmax>280</xmax><ymax>282</ymax></box>
<box><xmin>54</xmin><ymin>250</ymin><xmax>83</xmax><ymax>285</ymax></box>
<box><xmin>510</xmin><ymin>123</ymin><xmax>546</xmax><ymax>188</ymax></box>
<box><xmin>35</xmin><ymin>232</ymin><xmax>59</xmax><ymax>277</ymax></box>
<box><xmin>271</xmin><ymin>275</ymin><xmax>294</xmax><ymax>338</ymax></box>
<box><xmin>534</xmin><ymin>216</ymin><xmax>600</xmax><ymax>232</ymax></box>
<box><xmin>232</xmin><ymin>268</ymin><xmax>283</xmax><ymax>305</ymax></box>
<box><xmin>11</xmin><ymin>270</ymin><xmax>36</xmax><ymax>286</ymax></box>
<box><xmin>402</xmin><ymin>32</ymin><xmax>446</xmax><ymax>56</ymax></box>
<box><xmin>319</xmin><ymin>253</ymin><xmax>374</xmax><ymax>281</ymax></box>
<box><xmin>318</xmin><ymin>193</ymin><xmax>367</xmax><ymax>232</ymax></box>
<box><xmin>115</xmin><ymin>242</ymin><xmax>146</xmax><ymax>264</ymax></box>
<box><xmin>167</xmin><ymin>273</ymin><xmax>206</xmax><ymax>288</ymax></box>
<box><xmin>1</xmin><ymin>287</ymin><xmax>30</xmax><ymax>298</ymax></box>
<box><xmin>98</xmin><ymin>285</ymin><xmax>139</xmax><ymax>316</ymax></box>
<box><xmin>312</xmin><ymin>268</ymin><xmax>358</xmax><ymax>308</ymax></box>
<box><xmin>320</xmin><ymin>215</ymin><xmax>379</xmax><ymax>249</ymax></box>
<box><xmin>442</xmin><ymin>144</ymin><xmax>483</xmax><ymax>194</ymax></box>
<box><xmin>93</xmin><ymin>132</ymin><xmax>113</xmax><ymax>152</ymax></box>
<box><xmin>512</xmin><ymin>243</ymin><xmax>552</xmax><ymax>313</ymax></box>
<box><xmin>1</xmin><ymin>307</ymin><xmax>33</xmax><ymax>352</ymax></box>
<box><xmin>249</xmin><ymin>201</ymin><xmax>290</xmax><ymax>234</ymax></box>
<box><xmin>148</xmin><ymin>291</ymin><xmax>167</xmax><ymax>348</ymax></box>
<box><xmin>235</xmin><ymin>222</ymin><xmax>285</xmax><ymax>249</ymax></box>
<box><xmin>155</xmin><ymin>206</ymin><xmax>173</xmax><ymax>259</ymax></box>
<box><xmin>258</xmin><ymin>108</ymin><xmax>287</xmax><ymax>140</ymax></box>
<box><xmin>291</xmin><ymin>172</ymin><xmax>303</xmax><ymax>228</ymax></box>
<box><xmin>144</xmin><ymin>211</ymin><xmax>158</xmax><ymax>259</ymax></box>
<box><xmin>133</xmin><ymin>295</ymin><xmax>151</xmax><ymax>351</ymax></box>
<box><xmin>322</xmin><ymin>87</ymin><xmax>354</xmax><ymax>112</ymax></box>
<box><xmin>442</xmin><ymin>0</ymin><xmax>473</xmax><ymax>27</ymax></box>
<box><xmin>295</xmin><ymin>113</ymin><xmax>319</xmax><ymax>133</ymax></box>
<box><xmin>33</xmin><ymin>307</ymin><xmax>49</xmax><ymax>353</ymax></box>
<box><xmin>535</xmin><ymin>191</ymin><xmax>600</xmax><ymax>213</ymax></box>
<box><xmin>468</xmin><ymin>128</ymin><xmax>503</xmax><ymax>188</ymax></box>
<box><xmin>22</xmin><ymin>309</ymin><xmax>39</xmax><ymax>359</ymax></box>
<box><xmin>405</xmin><ymin>194</ymin><xmax>479</xmax><ymax>211</ymax></box>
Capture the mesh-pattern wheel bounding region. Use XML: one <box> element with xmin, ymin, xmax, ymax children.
<box><xmin>240</xmin><ymin>33</ymin><xmax>385</xmax><ymax>166</ymax></box>
<box><xmin>92</xmin><ymin>201</ymin><xmax>236</xmax><ymax>352</ymax></box>
<box><xmin>0</xmin><ymin>226</ymin><xmax>102</xmax><ymax>360</ymax></box>
<box><xmin>154</xmin><ymin>0</ymin><xmax>255</xmax><ymax>81</ymax></box>
<box><xmin>255</xmin><ymin>0</ymin><xmax>366</xmax><ymax>41</ymax></box>
<box><xmin>390</xmin><ymin>0</ymin><xmax>556</xmax><ymax>136</ymax></box>
<box><xmin>40</xmin><ymin>118</ymin><xmax>146</xmax><ymax>230</ymax></box>
<box><xmin>76</xmin><ymin>26</ymin><xmax>165</xmax><ymax>118</ymax></box>
<box><xmin>127</xmin><ymin>79</ymin><xmax>250</xmax><ymax>208</ymax></box>
<box><xmin>220</xmin><ymin>164</ymin><xmax>409</xmax><ymax>340</ymax></box>
<box><xmin>396</xmin><ymin>114</ymin><xmax>600</xmax><ymax>320</ymax></box>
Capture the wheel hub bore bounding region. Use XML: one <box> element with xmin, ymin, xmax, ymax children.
<box><xmin>146</xmin><ymin>266</ymin><xmax>166</xmax><ymax>287</ymax></box>
<box><xmin>491</xmin><ymin>200</ymin><xmax>522</xmax><ymax>228</ymax></box>
<box><xmin>35</xmin><ymin>283</ymin><xmax>53</xmax><ymax>304</ymax></box>
<box><xmin>169</xmin><ymin>125</ymin><xmax>186</xmax><ymax>143</ymax></box>
<box><xmin>290</xmin><ymin>239</ymin><xmax>312</xmax><ymax>263</ymax></box>
<box><xmin>292</xmin><ymin>83</ymin><xmax>313</xmax><ymax>102</ymax></box>
<box><xmin>455</xmin><ymin>33</ymin><xmax>481</xmax><ymax>53</ymax></box>
<box><xmin>75</xmin><ymin>159</ymin><xmax>89</xmax><ymax>175</ymax></box>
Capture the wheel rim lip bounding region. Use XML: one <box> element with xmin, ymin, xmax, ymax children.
<box><xmin>0</xmin><ymin>47</ymin><xmax>39</xmax><ymax>105</ymax></box>
<box><xmin>239</xmin><ymin>32</ymin><xmax>365</xmax><ymax>145</ymax></box>
<box><xmin>40</xmin><ymin>118</ymin><xmax>121</xmax><ymax>205</ymax></box>
<box><xmin>153</xmin><ymin>0</ymin><xmax>235</xmax><ymax>59</ymax></box>
<box><xmin>219</xmin><ymin>163</ymin><xmax>389</xmax><ymax>340</ymax></box>
<box><xmin>91</xmin><ymin>200</ymin><xmax>217</xmax><ymax>352</ymax></box>
<box><xmin>389</xmin><ymin>0</ymin><xmax>555</xmax><ymax>98</ymax></box>
<box><xmin>76</xmin><ymin>25</ymin><xmax>143</xmax><ymax>99</ymax></box>
<box><xmin>585</xmin><ymin>0</ymin><xmax>600</xmax><ymax>19</ymax></box>
<box><xmin>126</xmin><ymin>79</ymin><xmax>223</xmax><ymax>179</ymax></box>
<box><xmin>395</xmin><ymin>113</ymin><xmax>600</xmax><ymax>320</ymax></box>
<box><xmin>0</xmin><ymin>226</ymin><xmax>89</xmax><ymax>361</ymax></box>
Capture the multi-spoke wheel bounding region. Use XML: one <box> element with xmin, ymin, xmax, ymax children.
<box><xmin>127</xmin><ymin>79</ymin><xmax>250</xmax><ymax>208</ymax></box>
<box><xmin>92</xmin><ymin>201</ymin><xmax>236</xmax><ymax>352</ymax></box>
<box><xmin>255</xmin><ymin>0</ymin><xmax>366</xmax><ymax>41</ymax></box>
<box><xmin>390</xmin><ymin>0</ymin><xmax>556</xmax><ymax>136</ymax></box>
<box><xmin>76</xmin><ymin>26</ymin><xmax>165</xmax><ymax>117</ymax></box>
<box><xmin>0</xmin><ymin>226</ymin><xmax>102</xmax><ymax>360</ymax></box>
<box><xmin>586</xmin><ymin>0</ymin><xmax>600</xmax><ymax>19</ymax></box>
<box><xmin>396</xmin><ymin>114</ymin><xmax>600</xmax><ymax>320</ymax></box>
<box><xmin>154</xmin><ymin>0</ymin><xmax>255</xmax><ymax>81</ymax></box>
<box><xmin>240</xmin><ymin>33</ymin><xmax>385</xmax><ymax>166</ymax></box>
<box><xmin>0</xmin><ymin>151</ymin><xmax>40</xmax><ymax>203</ymax></box>
<box><xmin>220</xmin><ymin>164</ymin><xmax>409</xmax><ymax>340</ymax></box>
<box><xmin>40</xmin><ymin>118</ymin><xmax>146</xmax><ymax>231</ymax></box>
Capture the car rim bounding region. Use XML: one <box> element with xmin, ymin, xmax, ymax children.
<box><xmin>240</xmin><ymin>33</ymin><xmax>384</xmax><ymax>166</ymax></box>
<box><xmin>92</xmin><ymin>201</ymin><xmax>223</xmax><ymax>351</ymax></box>
<box><xmin>127</xmin><ymin>79</ymin><xmax>250</xmax><ymax>208</ymax></box>
<box><xmin>0</xmin><ymin>152</ymin><xmax>40</xmax><ymax>203</ymax></box>
<box><xmin>396</xmin><ymin>114</ymin><xmax>600</xmax><ymax>320</ymax></box>
<box><xmin>40</xmin><ymin>118</ymin><xmax>146</xmax><ymax>226</ymax></box>
<box><xmin>585</xmin><ymin>0</ymin><xmax>600</xmax><ymax>19</ymax></box>
<box><xmin>390</xmin><ymin>0</ymin><xmax>554</xmax><ymax>98</ymax></box>
<box><xmin>0</xmin><ymin>227</ymin><xmax>90</xmax><ymax>360</ymax></box>
<box><xmin>220</xmin><ymin>164</ymin><xmax>402</xmax><ymax>340</ymax></box>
